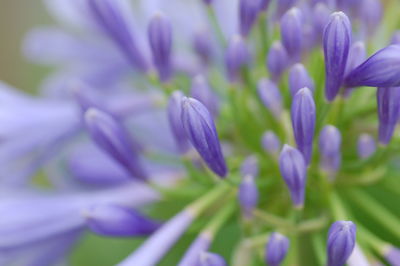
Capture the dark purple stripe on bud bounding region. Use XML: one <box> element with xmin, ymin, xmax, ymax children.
<box><xmin>280</xmin><ymin>7</ymin><xmax>303</xmax><ymax>60</ymax></box>
<box><xmin>193</xmin><ymin>28</ymin><xmax>214</xmax><ymax>64</ymax></box>
<box><xmin>377</xmin><ymin>87</ymin><xmax>400</xmax><ymax>145</ymax></box>
<box><xmin>225</xmin><ymin>35</ymin><xmax>251</xmax><ymax>82</ymax></box>
<box><xmin>257</xmin><ymin>78</ymin><xmax>283</xmax><ymax>118</ymax></box>
<box><xmin>279</xmin><ymin>144</ymin><xmax>307</xmax><ymax>208</ymax></box>
<box><xmin>239</xmin><ymin>175</ymin><xmax>259</xmax><ymax>218</ymax></box>
<box><xmin>345</xmin><ymin>45</ymin><xmax>400</xmax><ymax>88</ymax></box>
<box><xmin>178</xmin><ymin>232</ymin><xmax>211</xmax><ymax>266</ymax></box>
<box><xmin>319</xmin><ymin>125</ymin><xmax>341</xmax><ymax>176</ymax></box>
<box><xmin>327</xmin><ymin>221</ymin><xmax>356</xmax><ymax>266</ymax></box>
<box><xmin>190</xmin><ymin>75</ymin><xmax>219</xmax><ymax>117</ymax></box>
<box><xmin>167</xmin><ymin>91</ymin><xmax>190</xmax><ymax>153</ymax></box>
<box><xmin>148</xmin><ymin>12</ymin><xmax>173</xmax><ymax>82</ymax></box>
<box><xmin>84</xmin><ymin>108</ymin><xmax>148</xmax><ymax>179</ymax></box>
<box><xmin>323</xmin><ymin>11</ymin><xmax>351</xmax><ymax>101</ymax></box>
<box><xmin>357</xmin><ymin>134</ymin><xmax>376</xmax><ymax>159</ymax></box>
<box><xmin>267</xmin><ymin>41</ymin><xmax>289</xmax><ymax>82</ymax></box>
<box><xmin>239</xmin><ymin>0</ymin><xmax>262</xmax><ymax>37</ymax></box>
<box><xmin>289</xmin><ymin>63</ymin><xmax>315</xmax><ymax>96</ymax></box>
<box><xmin>265</xmin><ymin>232</ymin><xmax>290</xmax><ymax>266</ymax></box>
<box><xmin>199</xmin><ymin>252</ymin><xmax>227</xmax><ymax>266</ymax></box>
<box><xmin>83</xmin><ymin>204</ymin><xmax>160</xmax><ymax>237</ymax></box>
<box><xmin>240</xmin><ymin>155</ymin><xmax>259</xmax><ymax>178</ymax></box>
<box><xmin>181</xmin><ymin>97</ymin><xmax>227</xmax><ymax>177</ymax></box>
<box><xmin>291</xmin><ymin>87</ymin><xmax>316</xmax><ymax>164</ymax></box>
<box><xmin>262</xmin><ymin>131</ymin><xmax>281</xmax><ymax>155</ymax></box>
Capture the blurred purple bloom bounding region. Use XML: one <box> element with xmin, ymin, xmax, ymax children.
<box><xmin>276</xmin><ymin>0</ymin><xmax>297</xmax><ymax>18</ymax></box>
<box><xmin>291</xmin><ymin>87</ymin><xmax>316</xmax><ymax>165</ymax></box>
<box><xmin>240</xmin><ymin>155</ymin><xmax>259</xmax><ymax>178</ymax></box>
<box><xmin>193</xmin><ymin>28</ymin><xmax>214</xmax><ymax>64</ymax></box>
<box><xmin>384</xmin><ymin>246</ymin><xmax>400</xmax><ymax>266</ymax></box>
<box><xmin>267</xmin><ymin>41</ymin><xmax>289</xmax><ymax>82</ymax></box>
<box><xmin>181</xmin><ymin>97</ymin><xmax>227</xmax><ymax>177</ymax></box>
<box><xmin>239</xmin><ymin>175</ymin><xmax>259</xmax><ymax>218</ymax></box>
<box><xmin>313</xmin><ymin>3</ymin><xmax>331</xmax><ymax>40</ymax></box>
<box><xmin>262</xmin><ymin>131</ymin><xmax>281</xmax><ymax>156</ymax></box>
<box><xmin>279</xmin><ymin>144</ymin><xmax>307</xmax><ymax>208</ymax></box>
<box><xmin>347</xmin><ymin>244</ymin><xmax>370</xmax><ymax>266</ymax></box>
<box><xmin>190</xmin><ymin>75</ymin><xmax>219</xmax><ymax>117</ymax></box>
<box><xmin>319</xmin><ymin>125</ymin><xmax>341</xmax><ymax>176</ymax></box>
<box><xmin>377</xmin><ymin>87</ymin><xmax>400</xmax><ymax>145</ymax></box>
<box><xmin>259</xmin><ymin>0</ymin><xmax>270</xmax><ymax>11</ymax></box>
<box><xmin>239</xmin><ymin>0</ymin><xmax>261</xmax><ymax>37</ymax></box>
<box><xmin>265</xmin><ymin>232</ymin><xmax>290</xmax><ymax>266</ymax></box>
<box><xmin>323</xmin><ymin>11</ymin><xmax>351</xmax><ymax>101</ymax></box>
<box><xmin>288</xmin><ymin>63</ymin><xmax>315</xmax><ymax>96</ymax></box>
<box><xmin>327</xmin><ymin>221</ymin><xmax>356</xmax><ymax>266</ymax></box>
<box><xmin>257</xmin><ymin>78</ymin><xmax>283</xmax><ymax>118</ymax></box>
<box><xmin>199</xmin><ymin>252</ymin><xmax>227</xmax><ymax>266</ymax></box>
<box><xmin>345</xmin><ymin>45</ymin><xmax>400</xmax><ymax>88</ymax></box>
<box><xmin>359</xmin><ymin>0</ymin><xmax>382</xmax><ymax>36</ymax></box>
<box><xmin>280</xmin><ymin>7</ymin><xmax>303</xmax><ymax>60</ymax></box>
<box><xmin>178</xmin><ymin>232</ymin><xmax>211</xmax><ymax>266</ymax></box>
<box><xmin>357</xmin><ymin>134</ymin><xmax>376</xmax><ymax>159</ymax></box>
<box><xmin>225</xmin><ymin>35</ymin><xmax>251</xmax><ymax>82</ymax></box>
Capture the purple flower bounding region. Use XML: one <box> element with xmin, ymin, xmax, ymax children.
<box><xmin>377</xmin><ymin>87</ymin><xmax>400</xmax><ymax>145</ymax></box>
<box><xmin>259</xmin><ymin>0</ymin><xmax>271</xmax><ymax>11</ymax></box>
<box><xmin>240</xmin><ymin>155</ymin><xmax>259</xmax><ymax>178</ymax></box>
<box><xmin>199</xmin><ymin>252</ymin><xmax>227</xmax><ymax>266</ymax></box>
<box><xmin>148</xmin><ymin>12</ymin><xmax>173</xmax><ymax>82</ymax></box>
<box><xmin>357</xmin><ymin>134</ymin><xmax>376</xmax><ymax>159</ymax></box>
<box><xmin>190</xmin><ymin>75</ymin><xmax>219</xmax><ymax>117</ymax></box>
<box><xmin>83</xmin><ymin>204</ymin><xmax>160</xmax><ymax>237</ymax></box>
<box><xmin>279</xmin><ymin>144</ymin><xmax>307</xmax><ymax>208</ymax></box>
<box><xmin>359</xmin><ymin>0</ymin><xmax>382</xmax><ymax>35</ymax></box>
<box><xmin>266</xmin><ymin>41</ymin><xmax>289</xmax><ymax>82</ymax></box>
<box><xmin>87</xmin><ymin>0</ymin><xmax>148</xmax><ymax>71</ymax></box>
<box><xmin>167</xmin><ymin>91</ymin><xmax>190</xmax><ymax>153</ymax></box>
<box><xmin>257</xmin><ymin>78</ymin><xmax>283</xmax><ymax>118</ymax></box>
<box><xmin>323</xmin><ymin>12</ymin><xmax>351</xmax><ymax>101</ymax></box>
<box><xmin>84</xmin><ymin>108</ymin><xmax>148</xmax><ymax>180</ymax></box>
<box><xmin>345</xmin><ymin>45</ymin><xmax>400</xmax><ymax>88</ymax></box>
<box><xmin>345</xmin><ymin>41</ymin><xmax>367</xmax><ymax>77</ymax></box>
<box><xmin>313</xmin><ymin>3</ymin><xmax>331</xmax><ymax>40</ymax></box>
<box><xmin>265</xmin><ymin>232</ymin><xmax>290</xmax><ymax>266</ymax></box>
<box><xmin>291</xmin><ymin>87</ymin><xmax>316</xmax><ymax>165</ymax></box>
<box><xmin>319</xmin><ymin>125</ymin><xmax>341</xmax><ymax>177</ymax></box>
<box><xmin>181</xmin><ymin>97</ymin><xmax>227</xmax><ymax>177</ymax></box>
<box><xmin>193</xmin><ymin>28</ymin><xmax>214</xmax><ymax>64</ymax></box>
<box><xmin>262</xmin><ymin>130</ymin><xmax>281</xmax><ymax>155</ymax></box>
<box><xmin>384</xmin><ymin>246</ymin><xmax>400</xmax><ymax>266</ymax></box>
<box><xmin>327</xmin><ymin>221</ymin><xmax>357</xmax><ymax>266</ymax></box>
<box><xmin>239</xmin><ymin>0</ymin><xmax>261</xmax><ymax>37</ymax></box>
<box><xmin>178</xmin><ymin>232</ymin><xmax>211</xmax><ymax>266</ymax></box>
<box><xmin>239</xmin><ymin>175</ymin><xmax>259</xmax><ymax>218</ymax></box>
<box><xmin>288</xmin><ymin>63</ymin><xmax>315</xmax><ymax>96</ymax></box>
<box><xmin>276</xmin><ymin>0</ymin><xmax>297</xmax><ymax>18</ymax></box>
<box><xmin>280</xmin><ymin>7</ymin><xmax>303</xmax><ymax>60</ymax></box>
<box><xmin>225</xmin><ymin>35</ymin><xmax>251</xmax><ymax>82</ymax></box>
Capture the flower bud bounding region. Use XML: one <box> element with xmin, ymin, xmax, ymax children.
<box><xmin>384</xmin><ymin>246</ymin><xmax>400</xmax><ymax>266</ymax></box>
<box><xmin>265</xmin><ymin>232</ymin><xmax>290</xmax><ymax>266</ymax></box>
<box><xmin>190</xmin><ymin>75</ymin><xmax>219</xmax><ymax>117</ymax></box>
<box><xmin>262</xmin><ymin>131</ymin><xmax>281</xmax><ymax>155</ymax></box>
<box><xmin>83</xmin><ymin>204</ymin><xmax>160</xmax><ymax>237</ymax></box>
<box><xmin>357</xmin><ymin>134</ymin><xmax>376</xmax><ymax>159</ymax></box>
<box><xmin>345</xmin><ymin>45</ymin><xmax>400</xmax><ymax>88</ymax></box>
<box><xmin>71</xmin><ymin>80</ymin><xmax>104</xmax><ymax>113</ymax></box>
<box><xmin>288</xmin><ymin>63</ymin><xmax>315</xmax><ymax>96</ymax></box>
<box><xmin>327</xmin><ymin>221</ymin><xmax>357</xmax><ymax>266</ymax></box>
<box><xmin>291</xmin><ymin>87</ymin><xmax>316</xmax><ymax>164</ymax></box>
<box><xmin>240</xmin><ymin>155</ymin><xmax>259</xmax><ymax>178</ymax></box>
<box><xmin>377</xmin><ymin>86</ymin><xmax>400</xmax><ymax>145</ymax></box>
<box><xmin>276</xmin><ymin>0</ymin><xmax>297</xmax><ymax>18</ymax></box>
<box><xmin>279</xmin><ymin>144</ymin><xmax>307</xmax><ymax>208</ymax></box>
<box><xmin>193</xmin><ymin>28</ymin><xmax>214</xmax><ymax>64</ymax></box>
<box><xmin>313</xmin><ymin>3</ymin><xmax>331</xmax><ymax>40</ymax></box>
<box><xmin>239</xmin><ymin>175</ymin><xmax>259</xmax><ymax>218</ymax></box>
<box><xmin>266</xmin><ymin>41</ymin><xmax>289</xmax><ymax>82</ymax></box>
<box><xmin>343</xmin><ymin>41</ymin><xmax>367</xmax><ymax>97</ymax></box>
<box><xmin>148</xmin><ymin>12</ymin><xmax>173</xmax><ymax>82</ymax></box>
<box><xmin>167</xmin><ymin>91</ymin><xmax>190</xmax><ymax>153</ymax></box>
<box><xmin>257</xmin><ymin>78</ymin><xmax>283</xmax><ymax>118</ymax></box>
<box><xmin>178</xmin><ymin>232</ymin><xmax>211</xmax><ymax>266</ymax></box>
<box><xmin>280</xmin><ymin>7</ymin><xmax>303</xmax><ymax>60</ymax></box>
<box><xmin>239</xmin><ymin>0</ymin><xmax>261</xmax><ymax>37</ymax></box>
<box><xmin>319</xmin><ymin>125</ymin><xmax>341</xmax><ymax>176</ymax></box>
<box><xmin>323</xmin><ymin>12</ymin><xmax>351</xmax><ymax>101</ymax></box>
<box><xmin>84</xmin><ymin>108</ymin><xmax>148</xmax><ymax>180</ymax></box>
<box><xmin>225</xmin><ymin>35</ymin><xmax>251</xmax><ymax>82</ymax></box>
<box><xmin>199</xmin><ymin>252</ymin><xmax>227</xmax><ymax>266</ymax></box>
<box><xmin>181</xmin><ymin>97</ymin><xmax>227</xmax><ymax>177</ymax></box>
<box><xmin>359</xmin><ymin>0</ymin><xmax>382</xmax><ymax>35</ymax></box>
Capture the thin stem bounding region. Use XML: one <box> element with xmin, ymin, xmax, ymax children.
<box><xmin>253</xmin><ymin>209</ymin><xmax>295</xmax><ymax>231</ymax></box>
<box><xmin>206</xmin><ymin>6</ymin><xmax>226</xmax><ymax>48</ymax></box>
<box><xmin>312</xmin><ymin>233</ymin><xmax>326</xmax><ymax>265</ymax></box>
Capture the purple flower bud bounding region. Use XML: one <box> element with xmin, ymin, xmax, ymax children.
<box><xmin>260</xmin><ymin>0</ymin><xmax>271</xmax><ymax>11</ymax></box>
<box><xmin>199</xmin><ymin>252</ymin><xmax>227</xmax><ymax>266</ymax></box>
<box><xmin>377</xmin><ymin>86</ymin><xmax>400</xmax><ymax>145</ymax></box>
<box><xmin>148</xmin><ymin>12</ymin><xmax>173</xmax><ymax>82</ymax></box>
<box><xmin>202</xmin><ymin>0</ymin><xmax>213</xmax><ymax>5</ymax></box>
<box><xmin>83</xmin><ymin>204</ymin><xmax>160</xmax><ymax>237</ymax></box>
<box><xmin>323</xmin><ymin>12</ymin><xmax>351</xmax><ymax>101</ymax></box>
<box><xmin>345</xmin><ymin>41</ymin><xmax>367</xmax><ymax>76</ymax></box>
<box><xmin>239</xmin><ymin>175</ymin><xmax>259</xmax><ymax>218</ymax></box>
<box><xmin>391</xmin><ymin>31</ymin><xmax>400</xmax><ymax>45</ymax></box>
<box><xmin>262</xmin><ymin>130</ymin><xmax>281</xmax><ymax>155</ymax></box>
<box><xmin>279</xmin><ymin>144</ymin><xmax>307</xmax><ymax>208</ymax></box>
<box><xmin>265</xmin><ymin>232</ymin><xmax>290</xmax><ymax>266</ymax></box>
<box><xmin>319</xmin><ymin>125</ymin><xmax>341</xmax><ymax>176</ymax></box>
<box><xmin>291</xmin><ymin>87</ymin><xmax>316</xmax><ymax>164</ymax></box>
<box><xmin>190</xmin><ymin>75</ymin><xmax>219</xmax><ymax>117</ymax></box>
<box><xmin>327</xmin><ymin>221</ymin><xmax>357</xmax><ymax>266</ymax></box>
<box><xmin>276</xmin><ymin>0</ymin><xmax>297</xmax><ymax>18</ymax></box>
<box><xmin>345</xmin><ymin>45</ymin><xmax>400</xmax><ymax>88</ymax></box>
<box><xmin>193</xmin><ymin>28</ymin><xmax>214</xmax><ymax>64</ymax></box>
<box><xmin>240</xmin><ymin>155</ymin><xmax>259</xmax><ymax>178</ymax></box>
<box><xmin>178</xmin><ymin>232</ymin><xmax>211</xmax><ymax>266</ymax></box>
<box><xmin>280</xmin><ymin>7</ymin><xmax>303</xmax><ymax>60</ymax></box>
<box><xmin>181</xmin><ymin>97</ymin><xmax>227</xmax><ymax>177</ymax></box>
<box><xmin>84</xmin><ymin>108</ymin><xmax>147</xmax><ymax>180</ymax></box>
<box><xmin>384</xmin><ymin>246</ymin><xmax>400</xmax><ymax>266</ymax></box>
<box><xmin>88</xmin><ymin>0</ymin><xmax>148</xmax><ymax>71</ymax></box>
<box><xmin>167</xmin><ymin>91</ymin><xmax>190</xmax><ymax>153</ymax></box>
<box><xmin>70</xmin><ymin>80</ymin><xmax>105</xmax><ymax>113</ymax></box>
<box><xmin>312</xmin><ymin>3</ymin><xmax>331</xmax><ymax>41</ymax></box>
<box><xmin>288</xmin><ymin>63</ymin><xmax>315</xmax><ymax>96</ymax></box>
<box><xmin>266</xmin><ymin>41</ymin><xmax>289</xmax><ymax>82</ymax></box>
<box><xmin>359</xmin><ymin>0</ymin><xmax>382</xmax><ymax>35</ymax></box>
<box><xmin>257</xmin><ymin>78</ymin><xmax>283</xmax><ymax>118</ymax></box>
<box><xmin>225</xmin><ymin>35</ymin><xmax>251</xmax><ymax>82</ymax></box>
<box><xmin>357</xmin><ymin>134</ymin><xmax>376</xmax><ymax>159</ymax></box>
<box><xmin>239</xmin><ymin>0</ymin><xmax>261</xmax><ymax>37</ymax></box>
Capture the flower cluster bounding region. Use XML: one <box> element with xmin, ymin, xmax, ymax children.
<box><xmin>2</xmin><ymin>0</ymin><xmax>400</xmax><ymax>265</ymax></box>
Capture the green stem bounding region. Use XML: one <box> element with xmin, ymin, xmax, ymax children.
<box><xmin>312</xmin><ymin>234</ymin><xmax>326</xmax><ymax>265</ymax></box>
<box><xmin>329</xmin><ymin>192</ymin><xmax>348</xmax><ymax>220</ymax></box>
<box><xmin>206</xmin><ymin>6</ymin><xmax>226</xmax><ymax>47</ymax></box>
<box><xmin>253</xmin><ymin>209</ymin><xmax>295</xmax><ymax>231</ymax></box>
<box><xmin>204</xmin><ymin>201</ymin><xmax>236</xmax><ymax>237</ymax></box>
<box><xmin>188</xmin><ymin>183</ymin><xmax>231</xmax><ymax>216</ymax></box>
